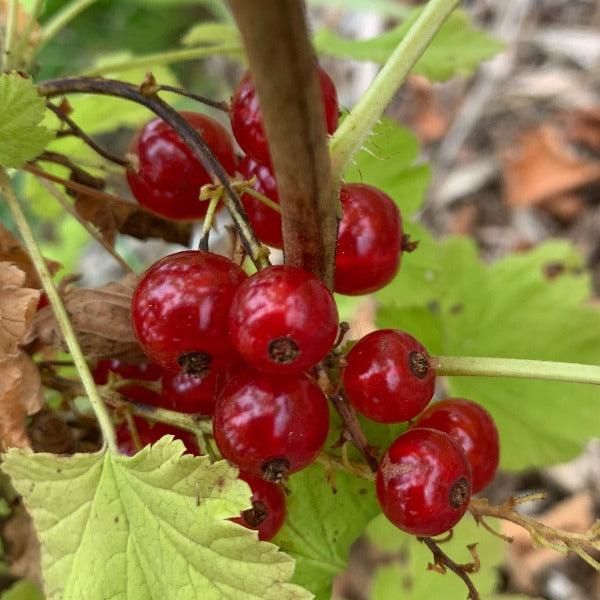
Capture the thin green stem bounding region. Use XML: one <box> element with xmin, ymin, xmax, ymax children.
<box><xmin>198</xmin><ymin>193</ymin><xmax>221</xmax><ymax>251</ymax></box>
<box><xmin>39</xmin><ymin>0</ymin><xmax>98</xmax><ymax>48</ymax></box>
<box><xmin>434</xmin><ymin>356</ymin><xmax>600</xmax><ymax>386</ymax></box>
<box><xmin>82</xmin><ymin>45</ymin><xmax>241</xmax><ymax>77</ymax></box>
<box><xmin>241</xmin><ymin>184</ymin><xmax>282</xmax><ymax>213</ymax></box>
<box><xmin>329</xmin><ymin>0</ymin><xmax>459</xmax><ymax>183</ymax></box>
<box><xmin>9</xmin><ymin>0</ymin><xmax>43</xmax><ymax>69</ymax></box>
<box><xmin>3</xmin><ymin>0</ymin><xmax>17</xmax><ymax>69</ymax></box>
<box><xmin>0</xmin><ymin>169</ymin><xmax>117</xmax><ymax>451</ymax></box>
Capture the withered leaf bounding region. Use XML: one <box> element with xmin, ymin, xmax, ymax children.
<box><xmin>0</xmin><ymin>262</ymin><xmax>40</xmax><ymax>360</ymax></box>
<box><xmin>0</xmin><ymin>353</ymin><xmax>43</xmax><ymax>451</ymax></box>
<box><xmin>0</xmin><ymin>224</ymin><xmax>60</xmax><ymax>289</ymax></box>
<box><xmin>25</xmin><ymin>276</ymin><xmax>147</xmax><ymax>362</ymax></box>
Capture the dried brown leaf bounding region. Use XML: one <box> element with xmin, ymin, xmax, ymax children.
<box><xmin>0</xmin><ymin>224</ymin><xmax>60</xmax><ymax>289</ymax></box>
<box><xmin>74</xmin><ymin>192</ymin><xmax>118</xmax><ymax>247</ymax></box>
<box><xmin>503</xmin><ymin>125</ymin><xmax>600</xmax><ymax>209</ymax></box>
<box><xmin>25</xmin><ymin>276</ymin><xmax>146</xmax><ymax>361</ymax></box>
<box><xmin>0</xmin><ymin>262</ymin><xmax>40</xmax><ymax>360</ymax></box>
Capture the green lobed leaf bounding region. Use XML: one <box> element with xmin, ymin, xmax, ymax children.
<box><xmin>2</xmin><ymin>437</ymin><xmax>311</xmax><ymax>600</ymax></box>
<box><xmin>0</xmin><ymin>73</ymin><xmax>54</xmax><ymax>168</ymax></box>
<box><xmin>0</xmin><ymin>581</ymin><xmax>44</xmax><ymax>600</ymax></box>
<box><xmin>376</xmin><ymin>238</ymin><xmax>600</xmax><ymax>469</ymax></box>
<box><xmin>368</xmin><ymin>514</ymin><xmax>506</xmax><ymax>599</ymax></box>
<box><xmin>314</xmin><ymin>9</ymin><xmax>504</xmax><ymax>81</ymax></box>
<box><xmin>274</xmin><ymin>464</ymin><xmax>379</xmax><ymax>600</ymax></box>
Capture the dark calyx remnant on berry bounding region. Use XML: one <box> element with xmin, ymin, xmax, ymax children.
<box><xmin>268</xmin><ymin>336</ymin><xmax>300</xmax><ymax>364</ymax></box>
<box><xmin>450</xmin><ymin>477</ymin><xmax>470</xmax><ymax>509</ymax></box>
<box><xmin>242</xmin><ymin>500</ymin><xmax>268</xmax><ymax>527</ymax></box>
<box><xmin>262</xmin><ymin>457</ymin><xmax>291</xmax><ymax>483</ymax></box>
<box><xmin>409</xmin><ymin>351</ymin><xmax>430</xmax><ymax>379</ymax></box>
<box><xmin>177</xmin><ymin>351</ymin><xmax>212</xmax><ymax>377</ymax></box>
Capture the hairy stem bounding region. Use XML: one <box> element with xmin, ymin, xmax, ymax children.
<box><xmin>82</xmin><ymin>45</ymin><xmax>241</xmax><ymax>77</ymax></box>
<box><xmin>329</xmin><ymin>0</ymin><xmax>460</xmax><ymax>183</ymax></box>
<box><xmin>0</xmin><ymin>169</ymin><xmax>117</xmax><ymax>451</ymax></box>
<box><xmin>229</xmin><ymin>0</ymin><xmax>337</xmax><ymax>286</ymax></box>
<box><xmin>433</xmin><ymin>356</ymin><xmax>600</xmax><ymax>386</ymax></box>
<box><xmin>37</xmin><ymin>76</ymin><xmax>269</xmax><ymax>269</ymax></box>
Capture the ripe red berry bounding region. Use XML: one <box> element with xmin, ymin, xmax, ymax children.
<box><xmin>231</xmin><ymin>67</ymin><xmax>339</xmax><ymax>167</ymax></box>
<box><xmin>116</xmin><ymin>417</ymin><xmax>200</xmax><ymax>456</ymax></box>
<box><xmin>335</xmin><ymin>183</ymin><xmax>403</xmax><ymax>295</ymax></box>
<box><xmin>343</xmin><ymin>330</ymin><xmax>435</xmax><ymax>423</ymax></box>
<box><xmin>228</xmin><ymin>265</ymin><xmax>339</xmax><ymax>374</ymax></box>
<box><xmin>376</xmin><ymin>428</ymin><xmax>472</xmax><ymax>536</ymax></box>
<box><xmin>413</xmin><ymin>398</ymin><xmax>499</xmax><ymax>493</ymax></box>
<box><xmin>93</xmin><ymin>359</ymin><xmax>163</xmax><ymax>405</ymax></box>
<box><xmin>213</xmin><ymin>369</ymin><xmax>330</xmax><ymax>481</ymax></box>
<box><xmin>131</xmin><ymin>251</ymin><xmax>247</xmax><ymax>374</ymax></box>
<box><xmin>232</xmin><ymin>471</ymin><xmax>287</xmax><ymax>541</ymax></box>
<box><xmin>126</xmin><ymin>111</ymin><xmax>236</xmax><ymax>221</ymax></box>
<box><xmin>238</xmin><ymin>156</ymin><xmax>282</xmax><ymax>248</ymax></box>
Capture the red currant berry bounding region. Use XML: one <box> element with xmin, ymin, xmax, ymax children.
<box><xmin>116</xmin><ymin>417</ymin><xmax>200</xmax><ymax>456</ymax></box>
<box><xmin>126</xmin><ymin>111</ymin><xmax>236</xmax><ymax>221</ymax></box>
<box><xmin>213</xmin><ymin>369</ymin><xmax>330</xmax><ymax>481</ymax></box>
<box><xmin>413</xmin><ymin>398</ymin><xmax>499</xmax><ymax>493</ymax></box>
<box><xmin>228</xmin><ymin>265</ymin><xmax>339</xmax><ymax>374</ymax></box>
<box><xmin>376</xmin><ymin>428</ymin><xmax>472</xmax><ymax>536</ymax></box>
<box><xmin>335</xmin><ymin>183</ymin><xmax>403</xmax><ymax>295</ymax></box>
<box><xmin>232</xmin><ymin>471</ymin><xmax>286</xmax><ymax>541</ymax></box>
<box><xmin>343</xmin><ymin>330</ymin><xmax>435</xmax><ymax>423</ymax></box>
<box><xmin>93</xmin><ymin>359</ymin><xmax>163</xmax><ymax>405</ymax></box>
<box><xmin>131</xmin><ymin>250</ymin><xmax>247</xmax><ymax>374</ymax></box>
<box><xmin>231</xmin><ymin>67</ymin><xmax>339</xmax><ymax>167</ymax></box>
<box><xmin>238</xmin><ymin>156</ymin><xmax>282</xmax><ymax>248</ymax></box>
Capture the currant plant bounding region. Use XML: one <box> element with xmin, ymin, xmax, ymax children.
<box><xmin>0</xmin><ymin>1</ymin><xmax>599</xmax><ymax>600</ymax></box>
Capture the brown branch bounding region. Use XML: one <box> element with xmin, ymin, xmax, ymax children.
<box><xmin>46</xmin><ymin>102</ymin><xmax>129</xmax><ymax>167</ymax></box>
<box><xmin>24</xmin><ymin>163</ymin><xmax>193</xmax><ymax>245</ymax></box>
<box><xmin>418</xmin><ymin>537</ymin><xmax>481</xmax><ymax>600</ymax></box>
<box><xmin>228</xmin><ymin>0</ymin><xmax>337</xmax><ymax>287</ymax></box>
<box><xmin>36</xmin><ymin>76</ymin><xmax>269</xmax><ymax>270</ymax></box>
<box><xmin>157</xmin><ymin>84</ymin><xmax>229</xmax><ymax>112</ymax></box>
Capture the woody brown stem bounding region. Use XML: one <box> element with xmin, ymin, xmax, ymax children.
<box><xmin>228</xmin><ymin>0</ymin><xmax>338</xmax><ymax>287</ymax></box>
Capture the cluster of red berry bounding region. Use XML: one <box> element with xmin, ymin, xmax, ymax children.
<box><xmin>110</xmin><ymin>67</ymin><xmax>500</xmax><ymax>542</ymax></box>
<box><xmin>126</xmin><ymin>67</ymin><xmax>403</xmax><ymax>295</ymax></box>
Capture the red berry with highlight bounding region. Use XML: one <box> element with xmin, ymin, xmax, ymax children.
<box><xmin>231</xmin><ymin>67</ymin><xmax>339</xmax><ymax>167</ymax></box>
<box><xmin>116</xmin><ymin>417</ymin><xmax>200</xmax><ymax>456</ymax></box>
<box><xmin>213</xmin><ymin>369</ymin><xmax>330</xmax><ymax>481</ymax></box>
<box><xmin>414</xmin><ymin>398</ymin><xmax>499</xmax><ymax>493</ymax></box>
<box><xmin>335</xmin><ymin>183</ymin><xmax>403</xmax><ymax>295</ymax></box>
<box><xmin>127</xmin><ymin>111</ymin><xmax>236</xmax><ymax>221</ymax></box>
<box><xmin>232</xmin><ymin>472</ymin><xmax>287</xmax><ymax>541</ymax></box>
<box><xmin>131</xmin><ymin>251</ymin><xmax>247</xmax><ymax>374</ymax></box>
<box><xmin>343</xmin><ymin>330</ymin><xmax>435</xmax><ymax>423</ymax></box>
<box><xmin>93</xmin><ymin>359</ymin><xmax>163</xmax><ymax>405</ymax></box>
<box><xmin>376</xmin><ymin>428</ymin><xmax>472</xmax><ymax>536</ymax></box>
<box><xmin>238</xmin><ymin>156</ymin><xmax>282</xmax><ymax>248</ymax></box>
<box><xmin>228</xmin><ymin>265</ymin><xmax>339</xmax><ymax>374</ymax></box>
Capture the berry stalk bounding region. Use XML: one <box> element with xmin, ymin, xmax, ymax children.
<box><xmin>329</xmin><ymin>0</ymin><xmax>460</xmax><ymax>184</ymax></box>
<box><xmin>434</xmin><ymin>356</ymin><xmax>600</xmax><ymax>386</ymax></box>
<box><xmin>0</xmin><ymin>169</ymin><xmax>118</xmax><ymax>451</ymax></box>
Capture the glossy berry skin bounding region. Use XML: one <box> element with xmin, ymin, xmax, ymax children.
<box><xmin>213</xmin><ymin>369</ymin><xmax>330</xmax><ymax>481</ymax></box>
<box><xmin>93</xmin><ymin>359</ymin><xmax>163</xmax><ymax>405</ymax></box>
<box><xmin>127</xmin><ymin>111</ymin><xmax>236</xmax><ymax>221</ymax></box>
<box><xmin>228</xmin><ymin>265</ymin><xmax>339</xmax><ymax>375</ymax></box>
<box><xmin>238</xmin><ymin>156</ymin><xmax>282</xmax><ymax>248</ymax></box>
<box><xmin>376</xmin><ymin>428</ymin><xmax>472</xmax><ymax>536</ymax></box>
<box><xmin>343</xmin><ymin>329</ymin><xmax>435</xmax><ymax>423</ymax></box>
<box><xmin>335</xmin><ymin>183</ymin><xmax>403</xmax><ymax>295</ymax></box>
<box><xmin>116</xmin><ymin>417</ymin><xmax>200</xmax><ymax>456</ymax></box>
<box><xmin>413</xmin><ymin>398</ymin><xmax>499</xmax><ymax>493</ymax></box>
<box><xmin>231</xmin><ymin>67</ymin><xmax>339</xmax><ymax>167</ymax></box>
<box><xmin>131</xmin><ymin>251</ymin><xmax>247</xmax><ymax>373</ymax></box>
<box><xmin>232</xmin><ymin>472</ymin><xmax>287</xmax><ymax>541</ymax></box>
